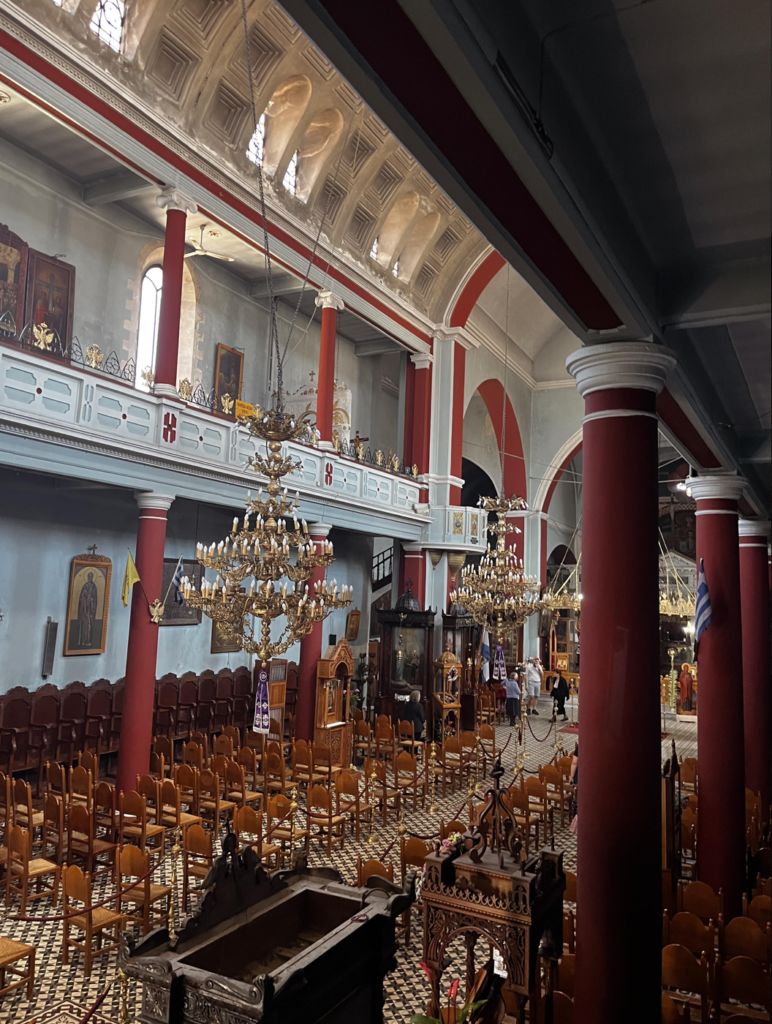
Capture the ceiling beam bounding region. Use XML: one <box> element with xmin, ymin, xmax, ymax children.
<box><xmin>82</xmin><ymin>170</ymin><xmax>154</xmax><ymax>206</ymax></box>
<box><xmin>354</xmin><ymin>339</ymin><xmax>401</xmax><ymax>358</ymax></box>
<box><xmin>249</xmin><ymin>274</ymin><xmax>308</xmax><ymax>300</ymax></box>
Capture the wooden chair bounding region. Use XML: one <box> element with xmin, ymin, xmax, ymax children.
<box><xmin>374</xmin><ymin>717</ymin><xmax>396</xmax><ymax>763</ymax></box>
<box><xmin>478</xmin><ymin>723</ymin><xmax>496</xmax><ymax>766</ymax></box>
<box><xmin>524</xmin><ymin>777</ymin><xmax>553</xmax><ymax>842</ymax></box>
<box><xmin>398</xmin><ymin>720</ymin><xmax>424</xmax><ymax>761</ymax></box>
<box><xmin>556</xmin><ymin>755</ymin><xmax>573</xmax><ymax>782</ymax></box>
<box><xmin>353</xmin><ymin>720</ymin><xmax>375</xmax><ymax>763</ymax></box>
<box><xmin>663</xmin><ymin>911</ymin><xmax>714</xmax><ymax>959</ymax></box>
<box><xmin>172</xmin><ymin>764</ymin><xmax>199</xmax><ymax>818</ymax></box>
<box><xmin>237</xmin><ymin>746</ymin><xmax>262</xmax><ymax>792</ymax></box>
<box><xmin>556</xmin><ymin>952</ymin><xmax>575</xmax><ymax>998</ymax></box>
<box><xmin>265</xmin><ymin>793</ymin><xmax>309</xmax><ymax>859</ymax></box>
<box><xmin>209</xmin><ymin>754</ymin><xmax>231</xmax><ymax>791</ymax></box>
<box><xmin>233</xmin><ymin>806</ymin><xmax>281</xmax><ymax>869</ymax></box>
<box><xmin>222</xmin><ymin>725</ymin><xmax>242</xmax><ymax>751</ymax></box>
<box><xmin>400</xmin><ymin>836</ymin><xmax>430</xmax><ymax>946</ymax></box>
<box><xmin>68</xmin><ymin>801</ymin><xmax>117</xmax><ymax>877</ymax></box>
<box><xmin>288</xmin><ymin>740</ymin><xmax>325</xmax><ymax>793</ymax></box>
<box><xmin>116</xmin><ymin>844</ymin><xmax>171</xmax><ymax>936</ymax></box>
<box><xmin>197</xmin><ymin>769</ymin><xmax>236</xmax><ymax>831</ymax></box>
<box><xmin>539</xmin><ymin>764</ymin><xmax>572</xmax><ymax>829</ymax></box>
<box><xmin>661</xmin><ymin>992</ymin><xmax>692</xmax><ymax>1024</ymax></box>
<box><xmin>680</xmin><ymin>757</ymin><xmax>698</xmax><ymax>794</ymax></box>
<box><xmin>366</xmin><ymin>758</ymin><xmax>400</xmax><ymax>825</ymax></box>
<box><xmin>443</xmin><ymin>737</ymin><xmax>468</xmax><ymax>789</ymax></box>
<box><xmin>68</xmin><ymin>766</ymin><xmax>93</xmax><ymax>815</ymax></box>
<box><xmin>182</xmin><ymin>824</ymin><xmax>214</xmax><ymax>910</ymax></box>
<box><xmin>678</xmin><ymin>881</ymin><xmax>724</xmax><ymax>926</ymax></box>
<box><xmin>78</xmin><ymin>749</ymin><xmax>99</xmax><ymax>781</ymax></box>
<box><xmin>84</xmin><ymin>679</ymin><xmax>112</xmax><ymax>756</ymax></box>
<box><xmin>158</xmin><ymin>779</ymin><xmax>202</xmax><ymax>836</ymax></box>
<box><xmin>0</xmin><ymin>936</ymin><xmax>35</xmax><ymax>1001</ymax></box>
<box><xmin>394</xmin><ymin>751</ymin><xmax>425</xmax><ymax>811</ymax></box>
<box><xmin>136</xmin><ymin>774</ymin><xmax>162</xmax><ymax>826</ymax></box>
<box><xmin>356</xmin><ymin>856</ymin><xmax>393</xmax><ymax>886</ymax></box>
<box><xmin>306</xmin><ymin>785</ymin><xmax>346</xmax><ymax>857</ymax></box>
<box><xmin>5</xmin><ymin>824</ymin><xmax>60</xmax><ymax>914</ymax></box>
<box><xmin>118</xmin><ymin>790</ymin><xmax>165</xmax><ymax>859</ymax></box>
<box><xmin>563</xmin><ymin>870</ymin><xmax>577</xmax><ymax>954</ymax></box>
<box><xmin>182</xmin><ymin>739</ymin><xmax>205</xmax><ymax>771</ymax></box>
<box><xmin>12</xmin><ymin>780</ymin><xmax>44</xmax><ymax>843</ymax></box>
<box><xmin>313</xmin><ymin>744</ymin><xmax>335</xmax><ymax>786</ymax></box>
<box><xmin>440</xmin><ymin>819</ymin><xmax>467</xmax><ymax>841</ymax></box>
<box><xmin>61</xmin><ymin>863</ymin><xmax>124</xmax><ymax>977</ymax></box>
<box><xmin>743</xmin><ymin>894</ymin><xmax>771</xmax><ymax>932</ymax></box>
<box><xmin>46</xmin><ymin>761</ymin><xmax>68</xmax><ymax>802</ymax></box>
<box><xmin>335</xmin><ymin>770</ymin><xmax>372</xmax><ymax>841</ymax></box>
<box><xmin>429</xmin><ymin>744</ymin><xmax>459</xmax><ymax>799</ymax></box>
<box><xmin>460</xmin><ymin>730</ymin><xmax>478</xmax><ymax>773</ymax></box>
<box><xmin>0</xmin><ymin>775</ymin><xmax>10</xmax><ymax>887</ymax></box>
<box><xmin>722</xmin><ymin>915</ymin><xmax>771</xmax><ymax>969</ymax></box>
<box><xmin>212</xmin><ymin>733</ymin><xmax>234</xmax><ymax>760</ymax></box>
<box><xmin>503</xmin><ymin>786</ymin><xmax>540</xmax><ymax>856</ymax></box>
<box><xmin>262</xmin><ymin>747</ymin><xmax>287</xmax><ymax>800</ymax></box>
<box><xmin>551</xmin><ymin>991</ymin><xmax>574</xmax><ymax>1024</ymax></box>
<box><xmin>153</xmin><ymin>735</ymin><xmax>173</xmax><ymax>768</ymax></box>
<box><xmin>175</xmin><ymin>677</ymin><xmax>199</xmax><ymax>739</ymax></box>
<box><xmin>42</xmin><ymin>793</ymin><xmax>65</xmax><ymax>866</ymax></box>
<box><xmin>224</xmin><ymin>760</ymin><xmax>262</xmax><ymax>811</ymax></box>
<box><xmin>94</xmin><ymin>781</ymin><xmax>117</xmax><ymax>843</ymax></box>
<box><xmin>714</xmin><ymin>954</ymin><xmax>772</xmax><ymax>1018</ymax></box>
<box><xmin>661</xmin><ymin>944</ymin><xmax>710</xmax><ymax>1023</ymax></box>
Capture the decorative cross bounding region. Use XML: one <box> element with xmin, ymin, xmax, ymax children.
<box><xmin>87</xmin><ymin>544</ymin><xmax>98</xmax><ymax>557</ymax></box>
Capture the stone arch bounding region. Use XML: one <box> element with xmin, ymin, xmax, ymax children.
<box><xmin>474</xmin><ymin>378</ymin><xmax>527</xmax><ymax>501</ymax></box>
<box><xmin>396</xmin><ymin>211</ymin><xmax>441</xmax><ymax>283</ymax></box>
<box><xmin>125</xmin><ymin>242</ymin><xmax>202</xmax><ymax>385</ymax></box>
<box><xmin>295</xmin><ymin>107</ymin><xmax>344</xmax><ymax>202</ymax></box>
<box><xmin>375</xmin><ymin>190</ymin><xmax>420</xmax><ymax>268</ymax></box>
<box><xmin>532</xmin><ymin>430</ymin><xmax>583</xmax><ymax>514</ymax></box>
<box><xmin>261</xmin><ymin>75</ymin><xmax>313</xmax><ymax>178</ymax></box>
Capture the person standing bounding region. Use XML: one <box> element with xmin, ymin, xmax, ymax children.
<box><xmin>553</xmin><ymin>670</ymin><xmax>570</xmax><ymax>720</ymax></box>
<box><xmin>505</xmin><ymin>670</ymin><xmax>521</xmax><ymax>726</ymax></box>
<box><xmin>525</xmin><ymin>656</ymin><xmax>543</xmax><ymax>715</ymax></box>
<box><xmin>403</xmin><ymin>689</ymin><xmax>425</xmax><ymax>741</ymax></box>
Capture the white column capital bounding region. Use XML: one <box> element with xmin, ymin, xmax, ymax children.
<box><xmin>308</xmin><ymin>522</ymin><xmax>333</xmax><ymax>539</ymax></box>
<box><xmin>135</xmin><ymin>492</ymin><xmax>175</xmax><ymax>511</ymax></box>
<box><xmin>688</xmin><ymin>471</ymin><xmax>746</xmax><ymax>504</ymax></box>
<box><xmin>739</xmin><ymin>519</ymin><xmax>771</xmax><ymax>539</ymax></box>
<box><xmin>410</xmin><ymin>351</ymin><xmax>433</xmax><ymax>370</ymax></box>
<box><xmin>156</xmin><ymin>187</ymin><xmax>197</xmax><ymax>215</ymax></box>
<box><xmin>314</xmin><ymin>289</ymin><xmax>345</xmax><ymax>312</ymax></box>
<box><xmin>566</xmin><ymin>341</ymin><xmax>676</xmax><ymax>397</ymax></box>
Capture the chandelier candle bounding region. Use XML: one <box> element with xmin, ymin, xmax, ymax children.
<box><xmin>183</xmin><ymin>406</ymin><xmax>351</xmax><ymax>664</ymax></box>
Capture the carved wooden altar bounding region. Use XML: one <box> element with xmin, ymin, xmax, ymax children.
<box><xmin>314</xmin><ymin>638</ymin><xmax>354</xmax><ymax>767</ymax></box>
<box><xmin>422</xmin><ymin>762</ymin><xmax>565</xmax><ymax>1021</ymax></box>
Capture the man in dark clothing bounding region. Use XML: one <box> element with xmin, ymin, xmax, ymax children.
<box><xmin>403</xmin><ymin>689</ymin><xmax>425</xmax><ymax>740</ymax></box>
<box><xmin>553</xmin><ymin>671</ymin><xmax>570</xmax><ymax>720</ymax></box>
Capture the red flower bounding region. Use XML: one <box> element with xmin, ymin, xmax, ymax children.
<box><xmin>448</xmin><ymin>979</ymin><xmax>460</xmax><ymax>1005</ymax></box>
<box><xmin>419</xmin><ymin>962</ymin><xmax>433</xmax><ymax>983</ymax></box>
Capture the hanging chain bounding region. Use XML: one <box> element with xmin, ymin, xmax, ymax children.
<box><xmin>501</xmin><ymin>263</ymin><xmax>511</xmax><ymax>490</ymax></box>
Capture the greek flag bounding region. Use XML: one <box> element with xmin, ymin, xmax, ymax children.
<box><xmin>480</xmin><ymin>629</ymin><xmax>490</xmax><ymax>683</ymax></box>
<box><xmin>171</xmin><ymin>556</ymin><xmax>185</xmax><ymax>605</ymax></box>
<box><xmin>694</xmin><ymin>558</ymin><xmax>712</xmax><ymax>644</ymax></box>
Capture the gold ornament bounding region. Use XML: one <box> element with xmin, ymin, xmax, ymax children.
<box><xmin>141</xmin><ymin>367</ymin><xmax>155</xmax><ymax>386</ymax></box>
<box><xmin>32</xmin><ymin>322</ymin><xmax>54</xmax><ymax>351</ymax></box>
<box><xmin>177</xmin><ymin>378</ymin><xmax>193</xmax><ymax>401</ymax></box>
<box><xmin>148</xmin><ymin>599</ymin><xmax>165</xmax><ymax>624</ymax></box>
<box><xmin>220</xmin><ymin>393</ymin><xmax>235</xmax><ymax>415</ymax></box>
<box><xmin>85</xmin><ymin>344</ymin><xmax>104</xmax><ymax>369</ymax></box>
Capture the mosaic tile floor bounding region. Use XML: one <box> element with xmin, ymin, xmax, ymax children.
<box><xmin>0</xmin><ymin>694</ymin><xmax>698</xmax><ymax>1023</ymax></box>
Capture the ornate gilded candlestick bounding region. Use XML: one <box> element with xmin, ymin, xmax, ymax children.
<box><xmin>429</xmin><ymin>742</ymin><xmax>438</xmax><ymax>814</ymax></box>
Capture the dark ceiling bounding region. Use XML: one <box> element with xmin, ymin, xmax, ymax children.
<box><xmin>282</xmin><ymin>0</ymin><xmax>771</xmax><ymax>512</ymax></box>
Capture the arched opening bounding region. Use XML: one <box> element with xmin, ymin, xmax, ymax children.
<box><xmin>375</xmin><ymin>191</ymin><xmax>419</xmax><ymax>269</ymax></box>
<box><xmin>135</xmin><ymin>265</ymin><xmax>162</xmax><ymax>390</ymax></box>
<box><xmin>395</xmin><ymin>211</ymin><xmax>441</xmax><ymax>282</ymax></box>
<box><xmin>460</xmin><ymin>457</ymin><xmax>497</xmax><ymax>509</ymax></box>
<box><xmin>245</xmin><ymin>113</ymin><xmax>266</xmax><ymax>166</ymax></box>
<box><xmin>89</xmin><ymin>0</ymin><xmax>125</xmax><ymax>52</ymax></box>
<box><xmin>474</xmin><ymin>379</ymin><xmax>527</xmax><ymax>500</ymax></box>
<box><xmin>261</xmin><ymin>75</ymin><xmax>312</xmax><ymax>178</ymax></box>
<box><xmin>295</xmin><ymin>108</ymin><xmax>344</xmax><ymax>203</ymax></box>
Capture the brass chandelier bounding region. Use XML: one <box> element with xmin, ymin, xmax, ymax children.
<box><xmin>183</xmin><ymin>407</ymin><xmax>351</xmax><ymax>664</ymax></box>
<box><xmin>449</xmin><ymin>495</ymin><xmax>541</xmax><ymax>643</ymax></box>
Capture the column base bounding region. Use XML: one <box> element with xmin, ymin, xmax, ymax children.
<box><xmin>154</xmin><ymin>383</ymin><xmax>182</xmax><ymax>400</ymax></box>
<box><xmin>318</xmin><ymin>440</ymin><xmax>335</xmax><ymax>451</ymax></box>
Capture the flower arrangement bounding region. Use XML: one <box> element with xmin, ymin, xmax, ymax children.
<box><xmin>411</xmin><ymin>968</ymin><xmax>487</xmax><ymax>1024</ymax></box>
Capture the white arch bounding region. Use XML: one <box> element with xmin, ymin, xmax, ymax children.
<box><xmin>532</xmin><ymin>427</ymin><xmax>583</xmax><ymax>513</ymax></box>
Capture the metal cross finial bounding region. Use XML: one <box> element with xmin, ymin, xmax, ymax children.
<box><xmin>87</xmin><ymin>544</ymin><xmax>98</xmax><ymax>557</ymax></box>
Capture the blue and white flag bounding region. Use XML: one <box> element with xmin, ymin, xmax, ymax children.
<box><xmin>171</xmin><ymin>556</ymin><xmax>185</xmax><ymax>605</ymax></box>
<box><xmin>480</xmin><ymin>629</ymin><xmax>491</xmax><ymax>683</ymax></box>
<box><xmin>694</xmin><ymin>558</ymin><xmax>712</xmax><ymax>647</ymax></box>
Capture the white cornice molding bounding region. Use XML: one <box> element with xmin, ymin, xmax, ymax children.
<box><xmin>432</xmin><ymin>326</ymin><xmax>480</xmax><ymax>350</ymax></box>
<box><xmin>419</xmin><ymin>473</ymin><xmax>464</xmax><ymax>487</ymax></box>
<box><xmin>739</xmin><ymin>519</ymin><xmax>771</xmax><ymax>539</ymax></box>
<box><xmin>410</xmin><ymin>352</ymin><xmax>434</xmax><ymax>370</ymax></box>
<box><xmin>566</xmin><ymin>342</ymin><xmax>675</xmax><ymax>396</ymax></box>
<box><xmin>688</xmin><ymin>471</ymin><xmax>747</xmax><ymax>503</ymax></box>
<box><xmin>315</xmin><ymin>290</ymin><xmax>345</xmax><ymax>312</ymax></box>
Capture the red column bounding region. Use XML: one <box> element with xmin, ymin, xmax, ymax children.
<box><xmin>116</xmin><ymin>493</ymin><xmax>174</xmax><ymax>793</ymax></box>
<box><xmin>449</xmin><ymin>341</ymin><xmax>466</xmax><ymax>504</ymax></box>
<box><xmin>690</xmin><ymin>473</ymin><xmax>746</xmax><ymax>916</ymax></box>
<box><xmin>153</xmin><ymin>188</ymin><xmax>197</xmax><ymax>397</ymax></box>
<box><xmin>411</xmin><ymin>353</ymin><xmax>433</xmax><ymax>502</ymax></box>
<box><xmin>403</xmin><ymin>544</ymin><xmax>428</xmax><ymax>610</ymax></box>
<box><xmin>296</xmin><ymin>525</ymin><xmax>332</xmax><ymax>742</ymax></box>
<box><xmin>314</xmin><ymin>290</ymin><xmax>344</xmax><ymax>446</ymax></box>
<box><xmin>567</xmin><ymin>342</ymin><xmax>674</xmax><ymax>1024</ymax></box>
<box><xmin>739</xmin><ymin>520</ymin><xmax>771</xmax><ymax>821</ymax></box>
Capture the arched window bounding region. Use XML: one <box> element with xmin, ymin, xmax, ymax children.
<box><xmin>136</xmin><ymin>265</ymin><xmax>162</xmax><ymax>391</ymax></box>
<box><xmin>369</xmin><ymin>237</ymin><xmax>379</xmax><ymax>260</ymax></box>
<box><xmin>392</xmin><ymin>260</ymin><xmax>399</xmax><ymax>278</ymax></box>
<box><xmin>246</xmin><ymin>113</ymin><xmax>266</xmax><ymax>166</ymax></box>
<box><xmin>282</xmin><ymin>152</ymin><xmax>298</xmax><ymax>196</ymax></box>
<box><xmin>89</xmin><ymin>0</ymin><xmax>125</xmax><ymax>52</ymax></box>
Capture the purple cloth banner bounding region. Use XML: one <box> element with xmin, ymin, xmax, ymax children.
<box><xmin>254</xmin><ymin>668</ymin><xmax>270</xmax><ymax>733</ymax></box>
<box><xmin>492</xmin><ymin>643</ymin><xmax>507</xmax><ymax>681</ymax></box>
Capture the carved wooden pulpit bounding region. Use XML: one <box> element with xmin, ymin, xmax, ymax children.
<box><xmin>422</xmin><ymin>761</ymin><xmax>565</xmax><ymax>1021</ymax></box>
